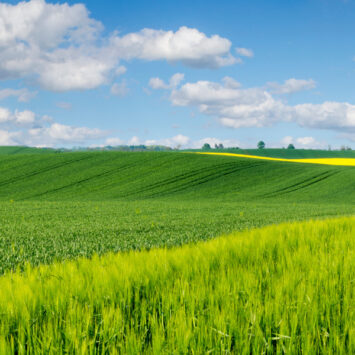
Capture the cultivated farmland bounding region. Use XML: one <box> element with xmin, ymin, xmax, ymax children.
<box><xmin>0</xmin><ymin>150</ymin><xmax>354</xmax><ymax>353</ymax></box>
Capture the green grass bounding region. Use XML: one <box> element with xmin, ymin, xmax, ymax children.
<box><xmin>0</xmin><ymin>150</ymin><xmax>354</xmax><ymax>353</ymax></box>
<box><xmin>0</xmin><ymin>217</ymin><xmax>353</xmax><ymax>354</ymax></box>
<box><xmin>2</xmin><ymin>200</ymin><xmax>353</xmax><ymax>275</ymax></box>
<box><xmin>0</xmin><ymin>151</ymin><xmax>354</xmax><ymax>202</ymax></box>
<box><xmin>0</xmin><ymin>151</ymin><xmax>354</xmax><ymax>274</ymax></box>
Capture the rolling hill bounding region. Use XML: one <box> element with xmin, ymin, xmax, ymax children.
<box><xmin>0</xmin><ymin>150</ymin><xmax>354</xmax><ymax>353</ymax></box>
<box><xmin>0</xmin><ymin>151</ymin><xmax>354</xmax><ymax>203</ymax></box>
<box><xmin>0</xmin><ymin>150</ymin><xmax>353</xmax><ymax>274</ymax></box>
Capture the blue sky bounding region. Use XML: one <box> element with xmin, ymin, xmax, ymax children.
<box><xmin>0</xmin><ymin>0</ymin><xmax>355</xmax><ymax>149</ymax></box>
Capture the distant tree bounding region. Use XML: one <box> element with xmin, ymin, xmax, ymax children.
<box><xmin>287</xmin><ymin>143</ymin><xmax>295</xmax><ymax>149</ymax></box>
<box><xmin>257</xmin><ymin>141</ymin><xmax>265</xmax><ymax>149</ymax></box>
<box><xmin>218</xmin><ymin>143</ymin><xmax>224</xmax><ymax>149</ymax></box>
<box><xmin>202</xmin><ymin>143</ymin><xmax>211</xmax><ymax>150</ymax></box>
<box><xmin>214</xmin><ymin>144</ymin><xmax>219</xmax><ymax>149</ymax></box>
<box><xmin>341</xmin><ymin>145</ymin><xmax>352</xmax><ymax>151</ymax></box>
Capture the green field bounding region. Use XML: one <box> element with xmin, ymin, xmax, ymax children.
<box><xmin>0</xmin><ymin>217</ymin><xmax>353</xmax><ymax>353</ymax></box>
<box><xmin>0</xmin><ymin>151</ymin><xmax>354</xmax><ymax>201</ymax></box>
<box><xmin>0</xmin><ymin>150</ymin><xmax>354</xmax><ymax>353</ymax></box>
<box><xmin>0</xmin><ymin>151</ymin><xmax>354</xmax><ymax>274</ymax></box>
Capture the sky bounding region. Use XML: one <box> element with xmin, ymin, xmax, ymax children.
<box><xmin>0</xmin><ymin>0</ymin><xmax>355</xmax><ymax>149</ymax></box>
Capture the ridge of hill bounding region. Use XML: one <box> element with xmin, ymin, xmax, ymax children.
<box><xmin>0</xmin><ymin>146</ymin><xmax>57</xmax><ymax>155</ymax></box>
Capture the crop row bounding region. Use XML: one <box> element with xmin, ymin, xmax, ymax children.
<box><xmin>0</xmin><ymin>217</ymin><xmax>353</xmax><ymax>353</ymax></box>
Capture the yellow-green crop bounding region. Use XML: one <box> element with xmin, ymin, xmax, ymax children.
<box><xmin>0</xmin><ymin>217</ymin><xmax>353</xmax><ymax>354</ymax></box>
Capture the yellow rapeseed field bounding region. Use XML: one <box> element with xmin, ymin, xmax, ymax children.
<box><xmin>197</xmin><ymin>152</ymin><xmax>355</xmax><ymax>166</ymax></box>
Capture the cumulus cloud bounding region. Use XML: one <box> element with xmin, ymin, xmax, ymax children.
<box><xmin>0</xmin><ymin>107</ymin><xmax>11</xmax><ymax>123</ymax></box>
<box><xmin>0</xmin><ymin>129</ymin><xmax>18</xmax><ymax>145</ymax></box>
<box><xmin>0</xmin><ymin>104</ymin><xmax>106</xmax><ymax>146</ymax></box>
<box><xmin>145</xmin><ymin>134</ymin><xmax>190</xmax><ymax>147</ymax></box>
<box><xmin>281</xmin><ymin>136</ymin><xmax>326</xmax><ymax>149</ymax></box>
<box><xmin>222</xmin><ymin>76</ymin><xmax>241</xmax><ymax>89</ymax></box>
<box><xmin>115</xmin><ymin>65</ymin><xmax>127</xmax><ymax>76</ymax></box>
<box><xmin>56</xmin><ymin>102</ymin><xmax>72</xmax><ymax>110</ymax></box>
<box><xmin>0</xmin><ymin>0</ymin><xmax>110</xmax><ymax>91</ymax></box>
<box><xmin>170</xmin><ymin>77</ymin><xmax>355</xmax><ymax>133</ymax></box>
<box><xmin>267</xmin><ymin>78</ymin><xmax>316</xmax><ymax>94</ymax></box>
<box><xmin>149</xmin><ymin>73</ymin><xmax>185</xmax><ymax>90</ymax></box>
<box><xmin>128</xmin><ymin>136</ymin><xmax>141</xmax><ymax>145</ymax></box>
<box><xmin>28</xmin><ymin>123</ymin><xmax>105</xmax><ymax>144</ymax></box>
<box><xmin>0</xmin><ymin>106</ymin><xmax>37</xmax><ymax>125</ymax></box>
<box><xmin>112</xmin><ymin>26</ymin><xmax>236</xmax><ymax>68</ymax></box>
<box><xmin>0</xmin><ymin>1</ymin><xmax>237</xmax><ymax>91</ymax></box>
<box><xmin>0</xmin><ymin>88</ymin><xmax>37</xmax><ymax>102</ymax></box>
<box><xmin>105</xmin><ymin>137</ymin><xmax>124</xmax><ymax>146</ymax></box>
<box><xmin>105</xmin><ymin>134</ymin><xmax>241</xmax><ymax>149</ymax></box>
<box><xmin>191</xmin><ymin>137</ymin><xmax>240</xmax><ymax>149</ymax></box>
<box><xmin>111</xmin><ymin>80</ymin><xmax>129</xmax><ymax>97</ymax></box>
<box><xmin>236</xmin><ymin>47</ymin><xmax>254</xmax><ymax>58</ymax></box>
<box><xmin>37</xmin><ymin>49</ymin><xmax>117</xmax><ymax>91</ymax></box>
<box><xmin>14</xmin><ymin>110</ymin><xmax>36</xmax><ymax>125</ymax></box>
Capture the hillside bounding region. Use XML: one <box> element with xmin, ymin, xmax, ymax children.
<box><xmin>0</xmin><ymin>151</ymin><xmax>353</xmax><ymax>273</ymax></box>
<box><xmin>0</xmin><ymin>151</ymin><xmax>353</xmax><ymax>203</ymax></box>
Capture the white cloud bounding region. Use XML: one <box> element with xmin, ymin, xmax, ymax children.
<box><xmin>236</xmin><ymin>47</ymin><xmax>254</xmax><ymax>58</ymax></box>
<box><xmin>0</xmin><ymin>0</ymin><xmax>110</xmax><ymax>91</ymax></box>
<box><xmin>170</xmin><ymin>77</ymin><xmax>355</xmax><ymax>132</ymax></box>
<box><xmin>111</xmin><ymin>80</ymin><xmax>129</xmax><ymax>97</ymax></box>
<box><xmin>0</xmin><ymin>1</ymin><xmax>238</xmax><ymax>91</ymax></box>
<box><xmin>222</xmin><ymin>76</ymin><xmax>241</xmax><ymax>89</ymax></box>
<box><xmin>105</xmin><ymin>137</ymin><xmax>124</xmax><ymax>146</ymax></box>
<box><xmin>280</xmin><ymin>136</ymin><xmax>294</xmax><ymax>146</ymax></box>
<box><xmin>0</xmin><ymin>122</ymin><xmax>106</xmax><ymax>147</ymax></box>
<box><xmin>105</xmin><ymin>134</ymin><xmax>241</xmax><ymax>149</ymax></box>
<box><xmin>149</xmin><ymin>77</ymin><xmax>167</xmax><ymax>90</ymax></box>
<box><xmin>0</xmin><ymin>106</ymin><xmax>37</xmax><ymax>125</ymax></box>
<box><xmin>37</xmin><ymin>47</ymin><xmax>118</xmax><ymax>91</ymax></box>
<box><xmin>0</xmin><ymin>88</ymin><xmax>37</xmax><ymax>102</ymax></box>
<box><xmin>115</xmin><ymin>65</ymin><xmax>127</xmax><ymax>76</ymax></box>
<box><xmin>56</xmin><ymin>102</ymin><xmax>72</xmax><ymax>110</ymax></box>
<box><xmin>161</xmin><ymin>134</ymin><xmax>190</xmax><ymax>146</ymax></box>
<box><xmin>149</xmin><ymin>73</ymin><xmax>184</xmax><ymax>90</ymax></box>
<box><xmin>145</xmin><ymin>134</ymin><xmax>190</xmax><ymax>147</ymax></box>
<box><xmin>128</xmin><ymin>136</ymin><xmax>141</xmax><ymax>145</ymax></box>
<box><xmin>0</xmin><ymin>107</ymin><xmax>11</xmax><ymax>123</ymax></box>
<box><xmin>14</xmin><ymin>110</ymin><xmax>36</xmax><ymax>125</ymax></box>
<box><xmin>0</xmin><ymin>103</ymin><xmax>107</xmax><ymax>147</ymax></box>
<box><xmin>28</xmin><ymin>123</ymin><xmax>105</xmax><ymax>144</ymax></box>
<box><xmin>0</xmin><ymin>129</ymin><xmax>17</xmax><ymax>145</ymax></box>
<box><xmin>112</xmin><ymin>26</ymin><xmax>236</xmax><ymax>68</ymax></box>
<box><xmin>267</xmin><ymin>78</ymin><xmax>316</xmax><ymax>94</ymax></box>
<box><xmin>191</xmin><ymin>137</ymin><xmax>240</xmax><ymax>149</ymax></box>
<box><xmin>281</xmin><ymin>136</ymin><xmax>326</xmax><ymax>149</ymax></box>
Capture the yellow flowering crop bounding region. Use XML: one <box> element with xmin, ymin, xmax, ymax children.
<box><xmin>197</xmin><ymin>152</ymin><xmax>355</xmax><ymax>166</ymax></box>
